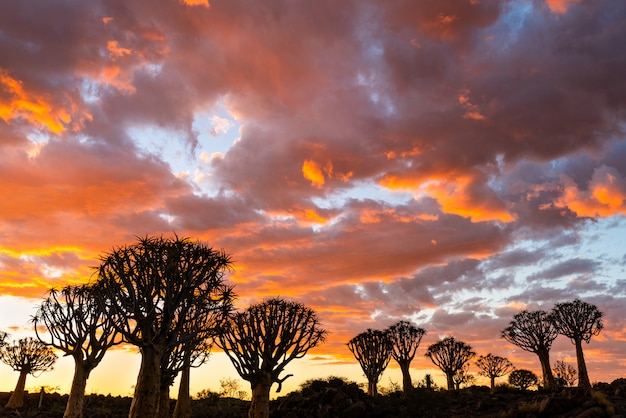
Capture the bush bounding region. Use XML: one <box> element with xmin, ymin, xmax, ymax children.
<box><xmin>509</xmin><ymin>370</ymin><xmax>538</xmax><ymax>391</ymax></box>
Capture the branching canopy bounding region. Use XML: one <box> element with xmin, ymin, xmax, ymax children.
<box><xmin>217</xmin><ymin>297</ymin><xmax>326</xmax><ymax>391</ymax></box>
<box><xmin>95</xmin><ymin>235</ymin><xmax>234</xmax><ymax>351</ymax></box>
<box><xmin>33</xmin><ymin>285</ymin><xmax>119</xmax><ymax>369</ymax></box>
<box><xmin>501</xmin><ymin>310</ymin><xmax>558</xmax><ymax>353</ymax></box>
<box><xmin>551</xmin><ymin>299</ymin><xmax>603</xmax><ymax>344</ymax></box>
<box><xmin>0</xmin><ymin>337</ymin><xmax>57</xmax><ymax>375</ymax></box>
<box><xmin>386</xmin><ymin>321</ymin><xmax>425</xmax><ymax>365</ymax></box>
<box><xmin>475</xmin><ymin>354</ymin><xmax>514</xmax><ymax>380</ymax></box>
<box><xmin>347</xmin><ymin>329</ymin><xmax>392</xmax><ymax>384</ymax></box>
<box><xmin>425</xmin><ymin>336</ymin><xmax>475</xmax><ymax>376</ymax></box>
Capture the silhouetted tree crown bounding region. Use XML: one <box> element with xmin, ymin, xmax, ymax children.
<box><xmin>550</xmin><ymin>299</ymin><xmax>603</xmax><ymax>389</ymax></box>
<box><xmin>475</xmin><ymin>353</ymin><xmax>515</xmax><ymax>389</ymax></box>
<box><xmin>509</xmin><ymin>369</ymin><xmax>538</xmax><ymax>390</ymax></box>
<box><xmin>501</xmin><ymin>310</ymin><xmax>558</xmax><ymax>391</ymax></box>
<box><xmin>95</xmin><ymin>234</ymin><xmax>234</xmax><ymax>418</ymax></box>
<box><xmin>425</xmin><ymin>336</ymin><xmax>475</xmax><ymax>390</ymax></box>
<box><xmin>217</xmin><ymin>297</ymin><xmax>326</xmax><ymax>418</ymax></box>
<box><xmin>385</xmin><ymin>321</ymin><xmax>425</xmax><ymax>393</ymax></box>
<box><xmin>348</xmin><ymin>329</ymin><xmax>392</xmax><ymax>396</ymax></box>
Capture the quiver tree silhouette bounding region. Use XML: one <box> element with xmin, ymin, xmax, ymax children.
<box><xmin>347</xmin><ymin>329</ymin><xmax>392</xmax><ymax>397</ymax></box>
<box><xmin>550</xmin><ymin>299</ymin><xmax>603</xmax><ymax>389</ymax></box>
<box><xmin>216</xmin><ymin>297</ymin><xmax>326</xmax><ymax>418</ymax></box>
<box><xmin>553</xmin><ymin>359</ymin><xmax>577</xmax><ymax>387</ymax></box>
<box><xmin>501</xmin><ymin>310</ymin><xmax>558</xmax><ymax>391</ymax></box>
<box><xmin>425</xmin><ymin>336</ymin><xmax>475</xmax><ymax>390</ymax></box>
<box><xmin>509</xmin><ymin>369</ymin><xmax>538</xmax><ymax>390</ymax></box>
<box><xmin>0</xmin><ymin>337</ymin><xmax>57</xmax><ymax>408</ymax></box>
<box><xmin>385</xmin><ymin>321</ymin><xmax>426</xmax><ymax>393</ymax></box>
<box><xmin>33</xmin><ymin>285</ymin><xmax>120</xmax><ymax>418</ymax></box>
<box><xmin>475</xmin><ymin>353</ymin><xmax>514</xmax><ymax>390</ymax></box>
<box><xmin>95</xmin><ymin>235</ymin><xmax>234</xmax><ymax>418</ymax></box>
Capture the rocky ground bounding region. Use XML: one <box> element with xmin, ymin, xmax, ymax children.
<box><xmin>1</xmin><ymin>378</ymin><xmax>626</xmax><ymax>417</ymax></box>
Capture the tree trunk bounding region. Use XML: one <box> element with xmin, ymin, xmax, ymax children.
<box><xmin>575</xmin><ymin>339</ymin><xmax>591</xmax><ymax>389</ymax></box>
<box><xmin>367</xmin><ymin>379</ymin><xmax>377</xmax><ymax>397</ymax></box>
<box><xmin>445</xmin><ymin>372</ymin><xmax>455</xmax><ymax>390</ymax></box>
<box><xmin>537</xmin><ymin>349</ymin><xmax>555</xmax><ymax>391</ymax></box>
<box><xmin>156</xmin><ymin>381</ymin><xmax>170</xmax><ymax>418</ymax></box>
<box><xmin>399</xmin><ymin>361</ymin><xmax>412</xmax><ymax>393</ymax></box>
<box><xmin>172</xmin><ymin>364</ymin><xmax>191</xmax><ymax>418</ymax></box>
<box><xmin>490</xmin><ymin>376</ymin><xmax>496</xmax><ymax>390</ymax></box>
<box><xmin>6</xmin><ymin>370</ymin><xmax>28</xmax><ymax>408</ymax></box>
<box><xmin>64</xmin><ymin>360</ymin><xmax>91</xmax><ymax>418</ymax></box>
<box><xmin>249</xmin><ymin>373</ymin><xmax>272</xmax><ymax>418</ymax></box>
<box><xmin>128</xmin><ymin>346</ymin><xmax>162</xmax><ymax>418</ymax></box>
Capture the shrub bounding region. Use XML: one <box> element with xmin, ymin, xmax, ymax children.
<box><xmin>508</xmin><ymin>369</ymin><xmax>538</xmax><ymax>391</ymax></box>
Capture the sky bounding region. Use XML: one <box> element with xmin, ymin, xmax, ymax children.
<box><xmin>1</xmin><ymin>0</ymin><xmax>626</xmax><ymax>398</ymax></box>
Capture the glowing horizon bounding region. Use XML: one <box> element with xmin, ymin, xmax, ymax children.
<box><xmin>2</xmin><ymin>0</ymin><xmax>626</xmax><ymax>400</ymax></box>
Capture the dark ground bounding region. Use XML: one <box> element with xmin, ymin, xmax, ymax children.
<box><xmin>1</xmin><ymin>378</ymin><xmax>626</xmax><ymax>417</ymax></box>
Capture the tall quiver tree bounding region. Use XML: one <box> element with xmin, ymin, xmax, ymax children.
<box><xmin>501</xmin><ymin>310</ymin><xmax>558</xmax><ymax>391</ymax></box>
<box><xmin>95</xmin><ymin>235</ymin><xmax>234</xmax><ymax>418</ymax></box>
<box><xmin>348</xmin><ymin>329</ymin><xmax>392</xmax><ymax>397</ymax></box>
<box><xmin>217</xmin><ymin>297</ymin><xmax>327</xmax><ymax>418</ymax></box>
<box><xmin>0</xmin><ymin>337</ymin><xmax>57</xmax><ymax>408</ymax></box>
<box><xmin>425</xmin><ymin>336</ymin><xmax>475</xmax><ymax>390</ymax></box>
<box><xmin>550</xmin><ymin>299</ymin><xmax>603</xmax><ymax>389</ymax></box>
<box><xmin>385</xmin><ymin>321</ymin><xmax>425</xmax><ymax>393</ymax></box>
<box><xmin>475</xmin><ymin>353</ymin><xmax>514</xmax><ymax>390</ymax></box>
<box><xmin>33</xmin><ymin>285</ymin><xmax>119</xmax><ymax>418</ymax></box>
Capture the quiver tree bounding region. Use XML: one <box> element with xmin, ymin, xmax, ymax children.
<box><xmin>425</xmin><ymin>336</ymin><xmax>475</xmax><ymax>390</ymax></box>
<box><xmin>95</xmin><ymin>235</ymin><xmax>234</xmax><ymax>418</ymax></box>
<box><xmin>475</xmin><ymin>353</ymin><xmax>514</xmax><ymax>390</ymax></box>
<box><xmin>33</xmin><ymin>284</ymin><xmax>120</xmax><ymax>418</ymax></box>
<box><xmin>550</xmin><ymin>299</ymin><xmax>603</xmax><ymax>389</ymax></box>
<box><xmin>501</xmin><ymin>310</ymin><xmax>558</xmax><ymax>391</ymax></box>
<box><xmin>217</xmin><ymin>297</ymin><xmax>326</xmax><ymax>418</ymax></box>
<box><xmin>385</xmin><ymin>321</ymin><xmax>425</xmax><ymax>393</ymax></box>
<box><xmin>0</xmin><ymin>337</ymin><xmax>57</xmax><ymax>408</ymax></box>
<box><xmin>347</xmin><ymin>329</ymin><xmax>392</xmax><ymax>397</ymax></box>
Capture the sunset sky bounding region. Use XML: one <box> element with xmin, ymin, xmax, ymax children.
<box><xmin>1</xmin><ymin>0</ymin><xmax>626</xmax><ymax>398</ymax></box>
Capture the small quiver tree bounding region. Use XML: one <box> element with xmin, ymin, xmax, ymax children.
<box><xmin>501</xmin><ymin>310</ymin><xmax>558</xmax><ymax>391</ymax></box>
<box><xmin>217</xmin><ymin>297</ymin><xmax>327</xmax><ymax>418</ymax></box>
<box><xmin>0</xmin><ymin>337</ymin><xmax>57</xmax><ymax>408</ymax></box>
<box><xmin>95</xmin><ymin>235</ymin><xmax>234</xmax><ymax>418</ymax></box>
<box><xmin>347</xmin><ymin>329</ymin><xmax>392</xmax><ymax>397</ymax></box>
<box><xmin>475</xmin><ymin>353</ymin><xmax>515</xmax><ymax>390</ymax></box>
<box><xmin>33</xmin><ymin>284</ymin><xmax>120</xmax><ymax>418</ymax></box>
<box><xmin>509</xmin><ymin>369</ymin><xmax>538</xmax><ymax>391</ymax></box>
<box><xmin>425</xmin><ymin>336</ymin><xmax>475</xmax><ymax>391</ymax></box>
<box><xmin>550</xmin><ymin>299</ymin><xmax>603</xmax><ymax>390</ymax></box>
<box><xmin>385</xmin><ymin>321</ymin><xmax>425</xmax><ymax>393</ymax></box>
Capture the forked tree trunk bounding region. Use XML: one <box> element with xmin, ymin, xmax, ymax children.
<box><xmin>398</xmin><ymin>360</ymin><xmax>412</xmax><ymax>393</ymax></box>
<box><xmin>249</xmin><ymin>373</ymin><xmax>272</xmax><ymax>418</ymax></box>
<box><xmin>575</xmin><ymin>339</ymin><xmax>591</xmax><ymax>389</ymax></box>
<box><xmin>64</xmin><ymin>360</ymin><xmax>91</xmax><ymax>418</ymax></box>
<box><xmin>537</xmin><ymin>349</ymin><xmax>555</xmax><ymax>391</ymax></box>
<box><xmin>6</xmin><ymin>370</ymin><xmax>28</xmax><ymax>408</ymax></box>
<box><xmin>128</xmin><ymin>346</ymin><xmax>162</xmax><ymax>418</ymax></box>
<box><xmin>172</xmin><ymin>364</ymin><xmax>191</xmax><ymax>418</ymax></box>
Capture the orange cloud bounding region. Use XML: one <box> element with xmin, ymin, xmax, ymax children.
<box><xmin>546</xmin><ymin>0</ymin><xmax>582</xmax><ymax>14</ymax></box>
<box><xmin>556</xmin><ymin>167</ymin><xmax>626</xmax><ymax>217</ymax></box>
<box><xmin>107</xmin><ymin>41</ymin><xmax>133</xmax><ymax>59</ymax></box>
<box><xmin>0</xmin><ymin>70</ymin><xmax>89</xmax><ymax>133</ymax></box>
<box><xmin>302</xmin><ymin>160</ymin><xmax>325</xmax><ymax>187</ymax></box>
<box><xmin>181</xmin><ymin>0</ymin><xmax>210</xmax><ymax>7</ymax></box>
